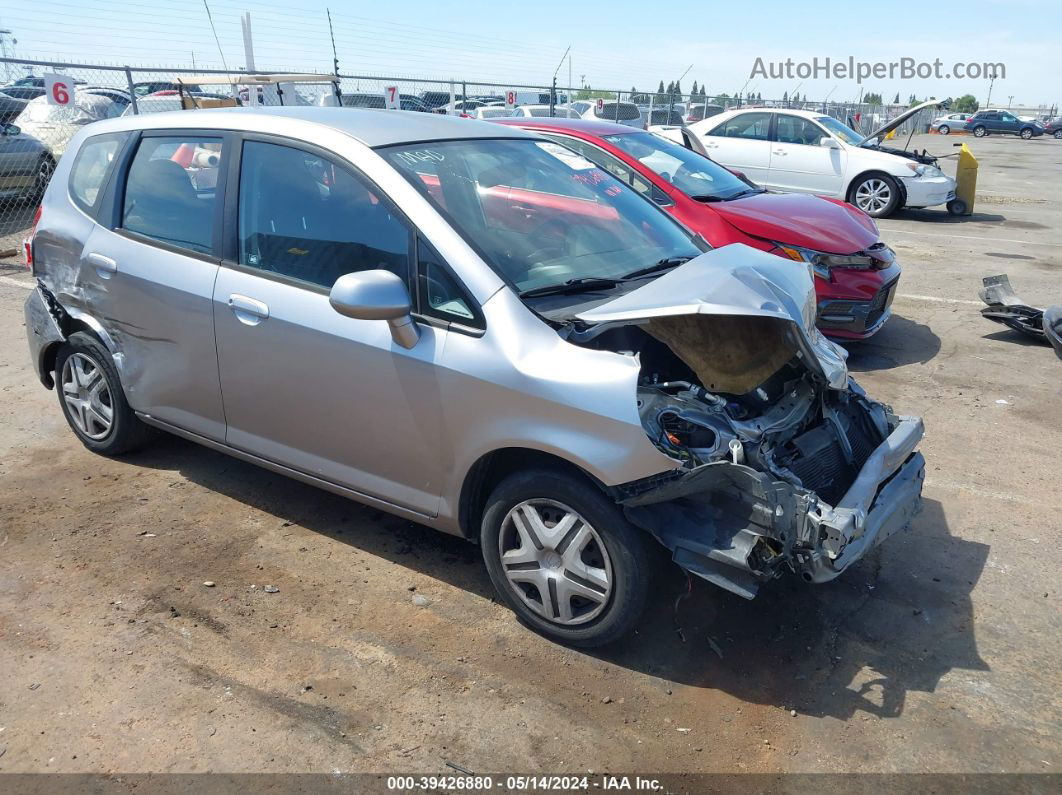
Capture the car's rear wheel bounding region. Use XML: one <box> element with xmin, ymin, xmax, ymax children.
<box><xmin>849</xmin><ymin>173</ymin><xmax>901</xmax><ymax>218</ymax></box>
<box><xmin>938</xmin><ymin>124</ymin><xmax>950</xmax><ymax>135</ymax></box>
<box><xmin>973</xmin><ymin>125</ymin><xmax>987</xmax><ymax>137</ymax></box>
<box><xmin>480</xmin><ymin>469</ymin><xmax>654</xmax><ymax>647</ymax></box>
<box><xmin>1020</xmin><ymin>128</ymin><xmax>1033</xmax><ymax>140</ymax></box>
<box><xmin>55</xmin><ymin>332</ymin><xmax>155</xmax><ymax>456</ymax></box>
<box><xmin>1054</xmin><ymin>130</ymin><xmax>1062</xmax><ymax>140</ymax></box>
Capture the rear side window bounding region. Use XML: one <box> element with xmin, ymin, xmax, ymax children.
<box><xmin>237</xmin><ymin>140</ymin><xmax>411</xmax><ymax>290</ymax></box>
<box><xmin>69</xmin><ymin>132</ymin><xmax>127</xmax><ymax>215</ymax></box>
<box><xmin>121</xmin><ymin>135</ymin><xmax>224</xmax><ymax>255</ymax></box>
<box><xmin>711</xmin><ymin>113</ymin><xmax>772</xmax><ymax>140</ymax></box>
<box><xmin>595</xmin><ymin>102</ymin><xmax>640</xmax><ymax>121</ymax></box>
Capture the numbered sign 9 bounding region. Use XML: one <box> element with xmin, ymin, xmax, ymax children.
<box><xmin>383</xmin><ymin>86</ymin><xmax>400</xmax><ymax>110</ymax></box>
<box><xmin>45</xmin><ymin>73</ymin><xmax>76</xmax><ymax>107</ymax></box>
<box><xmin>595</xmin><ymin>97</ymin><xmax>604</xmax><ymax>114</ymax></box>
<box><xmin>505</xmin><ymin>90</ymin><xmax>516</xmax><ymax>110</ymax></box>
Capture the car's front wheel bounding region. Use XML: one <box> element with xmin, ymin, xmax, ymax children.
<box><xmin>55</xmin><ymin>332</ymin><xmax>155</xmax><ymax>456</ymax></box>
<box><xmin>1054</xmin><ymin>130</ymin><xmax>1062</xmax><ymax>140</ymax></box>
<box><xmin>973</xmin><ymin>125</ymin><xmax>987</xmax><ymax>137</ymax></box>
<box><xmin>480</xmin><ymin>469</ymin><xmax>655</xmax><ymax>647</ymax></box>
<box><xmin>938</xmin><ymin>124</ymin><xmax>950</xmax><ymax>135</ymax></box>
<box><xmin>849</xmin><ymin>173</ymin><xmax>901</xmax><ymax>218</ymax></box>
<box><xmin>1020</xmin><ymin>128</ymin><xmax>1034</xmax><ymax>140</ymax></box>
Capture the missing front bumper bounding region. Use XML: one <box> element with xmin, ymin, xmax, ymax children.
<box><xmin>618</xmin><ymin>414</ymin><xmax>925</xmax><ymax>599</ymax></box>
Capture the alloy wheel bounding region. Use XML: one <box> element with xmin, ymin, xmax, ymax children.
<box><xmin>939</xmin><ymin>125</ymin><xmax>949</xmax><ymax>135</ymax></box>
<box><xmin>498</xmin><ymin>499</ymin><xmax>613</xmax><ymax>626</ymax></box>
<box><xmin>61</xmin><ymin>352</ymin><xmax>114</xmax><ymax>440</ymax></box>
<box><xmin>1021</xmin><ymin>128</ymin><xmax>1033</xmax><ymax>139</ymax></box>
<box><xmin>974</xmin><ymin>126</ymin><xmax>986</xmax><ymax>137</ymax></box>
<box><xmin>854</xmin><ymin>178</ymin><xmax>892</xmax><ymax>215</ymax></box>
<box><xmin>1055</xmin><ymin>130</ymin><xmax>1062</xmax><ymax>139</ymax></box>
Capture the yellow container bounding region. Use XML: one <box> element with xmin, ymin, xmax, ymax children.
<box><xmin>949</xmin><ymin>143</ymin><xmax>977</xmax><ymax>215</ymax></box>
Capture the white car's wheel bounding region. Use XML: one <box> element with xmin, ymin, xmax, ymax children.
<box><xmin>938</xmin><ymin>124</ymin><xmax>950</xmax><ymax>135</ymax></box>
<box><xmin>849</xmin><ymin>173</ymin><xmax>901</xmax><ymax>218</ymax></box>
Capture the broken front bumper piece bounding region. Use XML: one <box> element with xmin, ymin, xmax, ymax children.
<box><xmin>618</xmin><ymin>416</ymin><xmax>925</xmax><ymax>600</ymax></box>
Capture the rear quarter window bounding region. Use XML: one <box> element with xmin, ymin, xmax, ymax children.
<box><xmin>69</xmin><ymin>132</ymin><xmax>129</xmax><ymax>215</ymax></box>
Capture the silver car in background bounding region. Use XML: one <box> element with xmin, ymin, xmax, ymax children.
<box><xmin>24</xmin><ymin>108</ymin><xmax>925</xmax><ymax>646</ymax></box>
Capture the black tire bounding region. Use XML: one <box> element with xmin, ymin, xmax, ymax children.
<box><xmin>973</xmin><ymin>125</ymin><xmax>987</xmax><ymax>137</ymax></box>
<box><xmin>54</xmin><ymin>332</ymin><xmax>155</xmax><ymax>456</ymax></box>
<box><xmin>1054</xmin><ymin>130</ymin><xmax>1062</xmax><ymax>140</ymax></box>
<box><xmin>24</xmin><ymin>155</ymin><xmax>54</xmax><ymax>202</ymax></box>
<box><xmin>480</xmin><ymin>468</ymin><xmax>655</xmax><ymax>647</ymax></box>
<box><xmin>947</xmin><ymin>198</ymin><xmax>967</xmax><ymax>216</ymax></box>
<box><xmin>1020</xmin><ymin>127</ymin><xmax>1033</xmax><ymax>140</ymax></box>
<box><xmin>938</xmin><ymin>124</ymin><xmax>950</xmax><ymax>135</ymax></box>
<box><xmin>848</xmin><ymin>172</ymin><xmax>902</xmax><ymax>218</ymax></box>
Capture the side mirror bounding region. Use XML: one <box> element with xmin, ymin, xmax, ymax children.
<box><xmin>329</xmin><ymin>269</ymin><xmax>420</xmax><ymax>349</ymax></box>
<box><xmin>820</xmin><ymin>136</ymin><xmax>840</xmax><ymax>149</ymax></box>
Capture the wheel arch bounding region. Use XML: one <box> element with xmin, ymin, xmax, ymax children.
<box><xmin>457</xmin><ymin>447</ymin><xmax>609</xmax><ymax>540</ymax></box>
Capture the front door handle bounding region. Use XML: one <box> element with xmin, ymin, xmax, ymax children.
<box><xmin>772</xmin><ymin>149</ymin><xmax>788</xmax><ymax>156</ymax></box>
<box><xmin>86</xmin><ymin>252</ymin><xmax>117</xmax><ymax>278</ymax></box>
<box><xmin>228</xmin><ymin>294</ymin><xmax>269</xmax><ymax>325</ymax></box>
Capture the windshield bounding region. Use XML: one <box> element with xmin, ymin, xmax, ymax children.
<box><xmin>815</xmin><ymin>116</ymin><xmax>863</xmax><ymax>145</ymax></box>
<box><xmin>602</xmin><ymin>131</ymin><xmax>752</xmax><ymax>200</ymax></box>
<box><xmin>382</xmin><ymin>138</ymin><xmax>702</xmax><ymax>294</ymax></box>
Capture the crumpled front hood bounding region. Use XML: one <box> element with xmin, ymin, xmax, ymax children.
<box><xmin>858</xmin><ymin>98</ymin><xmax>949</xmax><ymax>146</ymax></box>
<box><xmin>576</xmin><ymin>244</ymin><xmax>848</xmax><ymax>392</ymax></box>
<box><xmin>710</xmin><ymin>192</ymin><xmax>879</xmax><ymax>254</ymax></box>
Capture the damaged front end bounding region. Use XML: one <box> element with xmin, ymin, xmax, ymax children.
<box><xmin>570</xmin><ymin>245</ymin><xmax>925</xmax><ymax>599</ymax></box>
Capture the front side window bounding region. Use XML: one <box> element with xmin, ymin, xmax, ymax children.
<box><xmin>601</xmin><ymin>131</ymin><xmax>753</xmax><ymax>200</ymax></box>
<box><xmin>70</xmin><ymin>132</ymin><xmax>127</xmax><ymax>214</ymax></box>
<box><xmin>122</xmin><ymin>135</ymin><xmax>224</xmax><ymax>255</ymax></box>
<box><xmin>713</xmin><ymin>113</ymin><xmax>771</xmax><ymax>140</ymax></box>
<box><xmin>775</xmin><ymin>115</ymin><xmax>827</xmax><ymax>146</ymax></box>
<box><xmin>541</xmin><ymin>134</ymin><xmax>653</xmax><ymax>196</ymax></box>
<box><xmin>382</xmin><ymin>138</ymin><xmax>702</xmax><ymax>295</ymax></box>
<box><xmin>237</xmin><ymin>141</ymin><xmax>411</xmax><ymax>290</ymax></box>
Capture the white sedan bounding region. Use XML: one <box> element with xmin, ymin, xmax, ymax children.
<box><xmin>664</xmin><ymin>100</ymin><xmax>956</xmax><ymax>217</ymax></box>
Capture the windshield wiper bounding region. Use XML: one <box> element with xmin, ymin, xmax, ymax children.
<box><xmin>725</xmin><ymin>187</ymin><xmax>766</xmax><ymax>200</ymax></box>
<box><xmin>620</xmin><ymin>256</ymin><xmax>694</xmax><ymax>280</ymax></box>
<box><xmin>518</xmin><ymin>277</ymin><xmax>623</xmax><ymax>298</ymax></box>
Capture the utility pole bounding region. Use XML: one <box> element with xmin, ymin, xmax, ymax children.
<box><xmin>0</xmin><ymin>29</ymin><xmax>15</xmax><ymax>82</ymax></box>
<box><xmin>986</xmin><ymin>66</ymin><xmax>997</xmax><ymax>107</ymax></box>
<box><xmin>241</xmin><ymin>12</ymin><xmax>258</xmax><ymax>104</ymax></box>
<box><xmin>1007</xmin><ymin>95</ymin><xmax>1014</xmax><ymax>108</ymax></box>
<box><xmin>327</xmin><ymin>8</ymin><xmax>342</xmax><ymax>104</ymax></box>
<box><xmin>550</xmin><ymin>45</ymin><xmax>570</xmax><ymax>117</ymax></box>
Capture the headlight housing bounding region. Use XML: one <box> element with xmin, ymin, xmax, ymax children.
<box><xmin>906</xmin><ymin>162</ymin><xmax>944</xmax><ymax>178</ymax></box>
<box><xmin>774</xmin><ymin>242</ymin><xmax>894</xmax><ymax>279</ymax></box>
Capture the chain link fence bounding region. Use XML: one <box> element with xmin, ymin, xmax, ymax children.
<box><xmin>1</xmin><ymin>54</ymin><xmax>1043</xmax><ymax>264</ymax></box>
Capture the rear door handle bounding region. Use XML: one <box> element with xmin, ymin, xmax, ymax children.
<box><xmin>86</xmin><ymin>252</ymin><xmax>117</xmax><ymax>278</ymax></box>
<box><xmin>228</xmin><ymin>294</ymin><xmax>269</xmax><ymax>325</ymax></box>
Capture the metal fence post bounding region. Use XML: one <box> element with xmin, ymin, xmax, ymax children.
<box><xmin>615</xmin><ymin>90</ymin><xmax>620</xmax><ymax>122</ymax></box>
<box><xmin>124</xmin><ymin>66</ymin><xmax>139</xmax><ymax>115</ymax></box>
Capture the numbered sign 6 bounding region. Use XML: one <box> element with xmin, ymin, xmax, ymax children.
<box><xmin>45</xmin><ymin>73</ymin><xmax>76</xmax><ymax>107</ymax></box>
<box><xmin>383</xmin><ymin>86</ymin><xmax>400</xmax><ymax>110</ymax></box>
<box><xmin>505</xmin><ymin>90</ymin><xmax>516</xmax><ymax>110</ymax></box>
<box><xmin>595</xmin><ymin>97</ymin><xmax>604</xmax><ymax>114</ymax></box>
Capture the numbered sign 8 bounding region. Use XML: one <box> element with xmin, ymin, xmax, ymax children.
<box><xmin>505</xmin><ymin>90</ymin><xmax>516</xmax><ymax>110</ymax></box>
<box><xmin>383</xmin><ymin>86</ymin><xmax>400</xmax><ymax>110</ymax></box>
<box><xmin>45</xmin><ymin>73</ymin><xmax>76</xmax><ymax>107</ymax></box>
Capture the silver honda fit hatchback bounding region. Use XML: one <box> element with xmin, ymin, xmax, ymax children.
<box><xmin>24</xmin><ymin>107</ymin><xmax>925</xmax><ymax>646</ymax></box>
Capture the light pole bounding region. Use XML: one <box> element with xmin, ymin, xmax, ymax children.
<box><xmin>986</xmin><ymin>66</ymin><xmax>998</xmax><ymax>107</ymax></box>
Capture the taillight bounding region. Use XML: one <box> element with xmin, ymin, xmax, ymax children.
<box><xmin>24</xmin><ymin>205</ymin><xmax>42</xmax><ymax>271</ymax></box>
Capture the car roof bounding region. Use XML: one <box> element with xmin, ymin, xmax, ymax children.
<box><xmin>79</xmin><ymin>105</ymin><xmax>535</xmax><ymax>147</ymax></box>
<box><xmin>495</xmin><ymin>116</ymin><xmax>640</xmax><ymax>136</ymax></box>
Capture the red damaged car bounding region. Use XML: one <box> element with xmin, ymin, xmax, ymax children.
<box><xmin>496</xmin><ymin>117</ymin><xmax>900</xmax><ymax>340</ymax></box>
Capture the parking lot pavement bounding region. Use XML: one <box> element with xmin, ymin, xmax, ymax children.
<box><xmin>0</xmin><ymin>133</ymin><xmax>1059</xmax><ymax>776</ymax></box>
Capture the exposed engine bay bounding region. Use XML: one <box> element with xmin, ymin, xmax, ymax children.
<box><xmin>869</xmin><ymin>145</ymin><xmax>940</xmax><ymax>166</ymax></box>
<box><xmin>572</xmin><ymin>313</ymin><xmax>924</xmax><ymax>600</ymax></box>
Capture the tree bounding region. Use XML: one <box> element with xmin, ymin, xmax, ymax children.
<box><xmin>691</xmin><ymin>80</ymin><xmax>698</xmax><ymax>98</ymax></box>
<box><xmin>893</xmin><ymin>92</ymin><xmax>900</xmax><ymax>104</ymax></box>
<box><xmin>863</xmin><ymin>91</ymin><xmax>883</xmax><ymax>105</ymax></box>
<box><xmin>656</xmin><ymin>80</ymin><xmax>666</xmax><ymax>103</ymax></box>
<box><xmin>673</xmin><ymin>79</ymin><xmax>682</xmax><ymax>98</ymax></box>
<box><xmin>954</xmin><ymin>94</ymin><xmax>979</xmax><ymax>113</ymax></box>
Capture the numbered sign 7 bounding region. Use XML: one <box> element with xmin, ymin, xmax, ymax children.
<box><xmin>45</xmin><ymin>73</ymin><xmax>76</xmax><ymax>107</ymax></box>
<box><xmin>384</xmin><ymin>86</ymin><xmax>400</xmax><ymax>110</ymax></box>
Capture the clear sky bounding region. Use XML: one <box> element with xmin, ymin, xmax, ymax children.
<box><xmin>0</xmin><ymin>0</ymin><xmax>1057</xmax><ymax>107</ymax></box>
